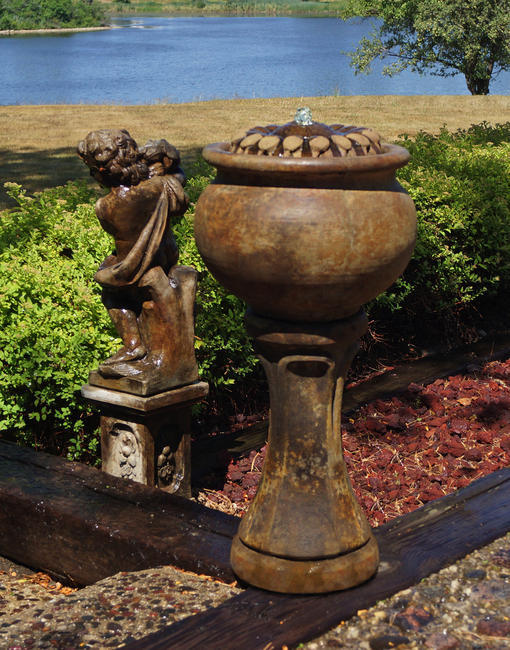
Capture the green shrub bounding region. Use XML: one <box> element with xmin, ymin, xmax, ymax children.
<box><xmin>0</xmin><ymin>181</ymin><xmax>112</xmax><ymax>461</ymax></box>
<box><xmin>0</xmin><ymin>0</ymin><xmax>106</xmax><ymax>30</ymax></box>
<box><xmin>0</xmin><ymin>168</ymin><xmax>257</xmax><ymax>461</ymax></box>
<box><xmin>1</xmin><ymin>123</ymin><xmax>509</xmax><ymax>462</ymax></box>
<box><xmin>371</xmin><ymin>122</ymin><xmax>510</xmax><ymax>343</ymax></box>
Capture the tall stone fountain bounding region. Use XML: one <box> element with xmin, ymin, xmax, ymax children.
<box><xmin>195</xmin><ymin>109</ymin><xmax>417</xmax><ymax>593</ymax></box>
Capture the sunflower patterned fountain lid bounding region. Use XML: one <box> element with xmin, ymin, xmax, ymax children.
<box><xmin>230</xmin><ymin>107</ymin><xmax>383</xmax><ymax>159</ymax></box>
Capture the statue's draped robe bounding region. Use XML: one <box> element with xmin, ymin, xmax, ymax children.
<box><xmin>94</xmin><ymin>176</ymin><xmax>184</xmax><ymax>289</ymax></box>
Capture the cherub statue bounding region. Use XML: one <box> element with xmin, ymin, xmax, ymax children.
<box><xmin>78</xmin><ymin>129</ymin><xmax>198</xmax><ymax>395</ymax></box>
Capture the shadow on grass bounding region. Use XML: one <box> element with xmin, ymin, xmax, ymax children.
<box><xmin>0</xmin><ymin>145</ymin><xmax>89</xmax><ymax>209</ymax></box>
<box><xmin>0</xmin><ymin>144</ymin><xmax>205</xmax><ymax>210</ymax></box>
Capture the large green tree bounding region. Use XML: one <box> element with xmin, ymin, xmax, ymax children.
<box><xmin>349</xmin><ymin>0</ymin><xmax>510</xmax><ymax>94</ymax></box>
<box><xmin>0</xmin><ymin>0</ymin><xmax>105</xmax><ymax>30</ymax></box>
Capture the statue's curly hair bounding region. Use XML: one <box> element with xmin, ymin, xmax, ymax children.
<box><xmin>77</xmin><ymin>129</ymin><xmax>149</xmax><ymax>187</ymax></box>
<box><xmin>140</xmin><ymin>139</ymin><xmax>180</xmax><ymax>173</ymax></box>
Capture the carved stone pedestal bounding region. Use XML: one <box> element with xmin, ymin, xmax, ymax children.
<box><xmin>230</xmin><ymin>310</ymin><xmax>379</xmax><ymax>593</ymax></box>
<box><xmin>81</xmin><ymin>382</ymin><xmax>208</xmax><ymax>497</ymax></box>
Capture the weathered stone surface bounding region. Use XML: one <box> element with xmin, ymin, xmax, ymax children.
<box><xmin>393</xmin><ymin>606</ymin><xmax>434</xmax><ymax>631</ymax></box>
<box><xmin>230</xmin><ymin>311</ymin><xmax>379</xmax><ymax>593</ymax></box>
<box><xmin>230</xmin><ymin>114</ymin><xmax>383</xmax><ymax>158</ymax></box>
<box><xmin>0</xmin><ymin>563</ymin><xmax>240</xmax><ymax>649</ymax></box>
<box><xmin>82</xmin><ymin>382</ymin><xmax>208</xmax><ymax>495</ymax></box>
<box><xmin>196</xmin><ymin>138</ymin><xmax>416</xmax><ymax>323</ymax></box>
<box><xmin>81</xmin><ymin>382</ymin><xmax>208</xmax><ymax>414</ymax></box>
<box><xmin>476</xmin><ymin>617</ymin><xmax>510</xmax><ymax>637</ymax></box>
<box><xmin>78</xmin><ymin>129</ymin><xmax>198</xmax><ymax>397</ymax></box>
<box><xmin>424</xmin><ymin>632</ymin><xmax>460</xmax><ymax>649</ymax></box>
<box><xmin>303</xmin><ymin>532</ymin><xmax>510</xmax><ymax>649</ymax></box>
<box><xmin>464</xmin><ymin>569</ymin><xmax>486</xmax><ymax>580</ymax></box>
<box><xmin>369</xmin><ymin>634</ymin><xmax>410</xmax><ymax>650</ymax></box>
<box><xmin>492</xmin><ymin>547</ymin><xmax>510</xmax><ymax>568</ymax></box>
<box><xmin>196</xmin><ymin>116</ymin><xmax>415</xmax><ymax>594</ymax></box>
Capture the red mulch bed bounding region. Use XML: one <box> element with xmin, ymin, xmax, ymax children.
<box><xmin>199</xmin><ymin>357</ymin><xmax>510</xmax><ymax>525</ymax></box>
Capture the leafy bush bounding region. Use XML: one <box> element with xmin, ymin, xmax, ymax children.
<box><xmin>0</xmin><ymin>166</ymin><xmax>257</xmax><ymax>461</ymax></box>
<box><xmin>1</xmin><ymin>123</ymin><xmax>509</xmax><ymax>461</ymax></box>
<box><xmin>371</xmin><ymin>122</ymin><xmax>510</xmax><ymax>343</ymax></box>
<box><xmin>0</xmin><ymin>181</ymin><xmax>112</xmax><ymax>461</ymax></box>
<box><xmin>0</xmin><ymin>0</ymin><xmax>106</xmax><ymax>30</ymax></box>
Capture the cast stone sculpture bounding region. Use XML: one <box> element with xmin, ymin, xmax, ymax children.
<box><xmin>78</xmin><ymin>129</ymin><xmax>198</xmax><ymax>396</ymax></box>
<box><xmin>195</xmin><ymin>109</ymin><xmax>417</xmax><ymax>592</ymax></box>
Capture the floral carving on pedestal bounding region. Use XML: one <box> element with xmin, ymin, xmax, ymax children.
<box><xmin>119</xmin><ymin>431</ymin><xmax>138</xmax><ymax>480</ymax></box>
<box><xmin>157</xmin><ymin>445</ymin><xmax>176</xmax><ymax>487</ymax></box>
<box><xmin>109</xmin><ymin>424</ymin><xmax>143</xmax><ymax>483</ymax></box>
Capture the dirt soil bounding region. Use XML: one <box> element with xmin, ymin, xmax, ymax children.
<box><xmin>199</xmin><ymin>357</ymin><xmax>510</xmax><ymax>524</ymax></box>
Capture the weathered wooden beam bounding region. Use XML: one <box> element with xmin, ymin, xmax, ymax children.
<box><xmin>343</xmin><ymin>333</ymin><xmax>510</xmax><ymax>414</ymax></box>
<box><xmin>0</xmin><ymin>441</ymin><xmax>237</xmax><ymax>585</ymax></box>
<box><xmin>2</xmin><ymin>445</ymin><xmax>509</xmax><ymax>649</ymax></box>
<box><xmin>124</xmin><ymin>469</ymin><xmax>510</xmax><ymax>650</ymax></box>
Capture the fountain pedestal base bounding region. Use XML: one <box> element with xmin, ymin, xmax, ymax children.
<box><xmin>231</xmin><ymin>534</ymin><xmax>378</xmax><ymax>594</ymax></box>
<box><xmin>230</xmin><ymin>310</ymin><xmax>379</xmax><ymax>593</ymax></box>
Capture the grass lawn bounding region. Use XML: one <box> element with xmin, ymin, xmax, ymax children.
<box><xmin>99</xmin><ymin>0</ymin><xmax>355</xmax><ymax>17</ymax></box>
<box><xmin>1</xmin><ymin>95</ymin><xmax>509</xmax><ymax>209</ymax></box>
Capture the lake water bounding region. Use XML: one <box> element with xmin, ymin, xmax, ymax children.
<box><xmin>1</xmin><ymin>16</ymin><xmax>509</xmax><ymax>105</ymax></box>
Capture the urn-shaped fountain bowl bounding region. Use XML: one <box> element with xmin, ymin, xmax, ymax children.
<box><xmin>195</xmin><ymin>118</ymin><xmax>417</xmax><ymax>323</ymax></box>
<box><xmin>195</xmin><ymin>115</ymin><xmax>417</xmax><ymax>594</ymax></box>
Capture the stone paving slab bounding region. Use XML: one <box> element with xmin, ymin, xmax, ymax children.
<box><xmin>1</xmin><ymin>533</ymin><xmax>510</xmax><ymax>649</ymax></box>
<box><xmin>307</xmin><ymin>532</ymin><xmax>510</xmax><ymax>650</ymax></box>
<box><xmin>0</xmin><ymin>559</ymin><xmax>55</xmax><ymax>620</ymax></box>
<box><xmin>0</xmin><ymin>562</ymin><xmax>240</xmax><ymax>649</ymax></box>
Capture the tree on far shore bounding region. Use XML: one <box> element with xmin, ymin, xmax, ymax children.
<box><xmin>349</xmin><ymin>0</ymin><xmax>510</xmax><ymax>95</ymax></box>
<box><xmin>0</xmin><ymin>0</ymin><xmax>106</xmax><ymax>30</ymax></box>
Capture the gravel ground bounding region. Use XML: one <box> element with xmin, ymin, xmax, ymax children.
<box><xmin>0</xmin><ymin>561</ymin><xmax>241</xmax><ymax>648</ymax></box>
<box><xmin>1</xmin><ymin>533</ymin><xmax>509</xmax><ymax>648</ymax></box>
<box><xmin>308</xmin><ymin>532</ymin><xmax>510</xmax><ymax>650</ymax></box>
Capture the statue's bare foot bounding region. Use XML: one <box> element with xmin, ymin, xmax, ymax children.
<box><xmin>98</xmin><ymin>358</ymin><xmax>146</xmax><ymax>379</ymax></box>
<box><xmin>101</xmin><ymin>345</ymin><xmax>147</xmax><ymax>366</ymax></box>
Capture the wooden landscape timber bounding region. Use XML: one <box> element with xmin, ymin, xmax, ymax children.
<box><xmin>0</xmin><ymin>441</ymin><xmax>236</xmax><ymax>585</ymax></box>
<box><xmin>124</xmin><ymin>469</ymin><xmax>510</xmax><ymax>649</ymax></box>
<box><xmin>0</xmin><ymin>439</ymin><xmax>508</xmax><ymax>647</ymax></box>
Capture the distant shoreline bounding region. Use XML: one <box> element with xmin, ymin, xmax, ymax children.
<box><xmin>0</xmin><ymin>26</ymin><xmax>111</xmax><ymax>36</ymax></box>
